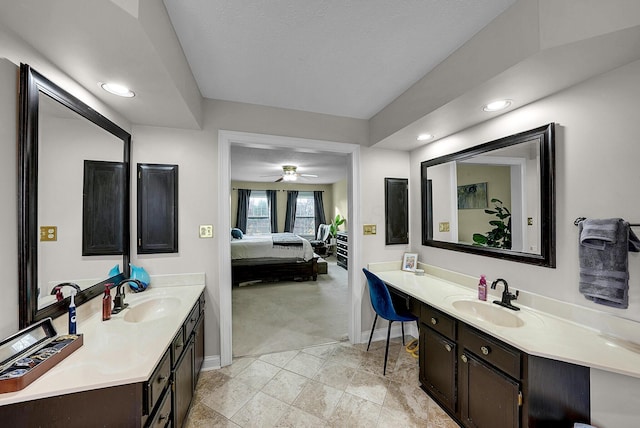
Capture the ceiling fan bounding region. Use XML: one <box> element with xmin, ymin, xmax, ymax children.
<box><xmin>264</xmin><ymin>165</ymin><xmax>319</xmax><ymax>182</ymax></box>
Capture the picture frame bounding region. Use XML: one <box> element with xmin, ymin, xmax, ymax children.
<box><xmin>402</xmin><ymin>253</ymin><xmax>418</xmax><ymax>272</ymax></box>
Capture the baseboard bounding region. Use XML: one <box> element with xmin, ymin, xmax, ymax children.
<box><xmin>201</xmin><ymin>355</ymin><xmax>221</xmax><ymax>371</ymax></box>
<box><xmin>362</xmin><ymin>321</ymin><xmax>419</xmax><ymax>344</ymax></box>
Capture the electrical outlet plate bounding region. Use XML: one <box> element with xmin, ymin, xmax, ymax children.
<box><xmin>199</xmin><ymin>225</ymin><xmax>213</xmax><ymax>238</ymax></box>
<box><xmin>40</xmin><ymin>226</ymin><xmax>57</xmax><ymax>241</ymax></box>
<box><xmin>363</xmin><ymin>224</ymin><xmax>376</xmax><ymax>235</ymax></box>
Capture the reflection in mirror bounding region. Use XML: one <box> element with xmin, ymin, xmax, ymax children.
<box><xmin>19</xmin><ymin>64</ymin><xmax>131</xmax><ymax>327</ymax></box>
<box><xmin>421</xmin><ymin>124</ymin><xmax>555</xmax><ymax>267</ymax></box>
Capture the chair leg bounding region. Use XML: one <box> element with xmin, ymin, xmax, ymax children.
<box><xmin>384</xmin><ymin>321</ymin><xmax>393</xmax><ymax>376</ymax></box>
<box><xmin>367</xmin><ymin>314</ymin><xmax>378</xmax><ymax>352</ymax></box>
<box><xmin>401</xmin><ymin>322</ymin><xmax>405</xmax><ymax>345</ymax></box>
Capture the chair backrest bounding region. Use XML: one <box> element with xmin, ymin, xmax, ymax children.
<box><xmin>317</xmin><ymin>224</ymin><xmax>330</xmax><ymax>241</ymax></box>
<box><xmin>362</xmin><ymin>268</ymin><xmax>399</xmax><ymax>320</ymax></box>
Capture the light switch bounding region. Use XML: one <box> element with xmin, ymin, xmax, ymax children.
<box><xmin>40</xmin><ymin>226</ymin><xmax>57</xmax><ymax>241</ymax></box>
<box><xmin>199</xmin><ymin>225</ymin><xmax>213</xmax><ymax>238</ymax></box>
<box><xmin>439</xmin><ymin>222</ymin><xmax>450</xmax><ymax>232</ymax></box>
<box><xmin>363</xmin><ymin>224</ymin><xmax>376</xmax><ymax>235</ymax></box>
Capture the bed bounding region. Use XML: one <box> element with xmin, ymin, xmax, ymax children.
<box><xmin>231</xmin><ymin>233</ymin><xmax>318</xmax><ymax>285</ymax></box>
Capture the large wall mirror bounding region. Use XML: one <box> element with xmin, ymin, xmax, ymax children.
<box><xmin>421</xmin><ymin>123</ymin><xmax>555</xmax><ymax>267</ymax></box>
<box><xmin>19</xmin><ymin>64</ymin><xmax>131</xmax><ymax>328</ymax></box>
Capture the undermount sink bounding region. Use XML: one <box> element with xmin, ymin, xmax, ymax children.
<box><xmin>452</xmin><ymin>300</ymin><xmax>525</xmax><ymax>328</ymax></box>
<box><xmin>123</xmin><ymin>297</ymin><xmax>181</xmax><ymax>323</ymax></box>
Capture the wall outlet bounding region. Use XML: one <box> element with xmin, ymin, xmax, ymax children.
<box><xmin>528</xmin><ymin>217</ymin><xmax>533</xmax><ymax>226</ymax></box>
<box><xmin>439</xmin><ymin>222</ymin><xmax>450</xmax><ymax>232</ymax></box>
<box><xmin>199</xmin><ymin>225</ymin><xmax>213</xmax><ymax>238</ymax></box>
<box><xmin>363</xmin><ymin>224</ymin><xmax>376</xmax><ymax>235</ymax></box>
<box><xmin>40</xmin><ymin>226</ymin><xmax>57</xmax><ymax>241</ymax></box>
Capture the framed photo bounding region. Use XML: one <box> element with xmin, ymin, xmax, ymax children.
<box><xmin>402</xmin><ymin>253</ymin><xmax>418</xmax><ymax>272</ymax></box>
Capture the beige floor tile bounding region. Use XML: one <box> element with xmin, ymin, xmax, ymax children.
<box><xmin>300</xmin><ymin>342</ymin><xmax>338</xmax><ymax>359</ymax></box>
<box><xmin>358</xmin><ymin>343</ymin><xmax>401</xmax><ymax>376</ymax></box>
<box><xmin>388</xmin><ymin>347</ymin><xmax>420</xmax><ymax>386</ymax></box>
<box><xmin>292</xmin><ymin>380</ymin><xmax>344</xmax><ymax>420</ymax></box>
<box><xmin>377</xmin><ymin>406</ymin><xmax>427</xmax><ymax>428</ymax></box>
<box><xmin>185</xmin><ymin>401</ymin><xmax>241</xmax><ymax>428</ymax></box>
<box><xmin>259</xmin><ymin>349</ymin><xmax>300</xmax><ymax>368</ymax></box>
<box><xmin>326</xmin><ymin>392</ymin><xmax>382</xmax><ymax>428</ymax></box>
<box><xmin>230</xmin><ymin>391</ymin><xmax>290</xmax><ymax>428</ymax></box>
<box><xmin>201</xmin><ymin>377</ymin><xmax>259</xmax><ymax>419</ymax></box>
<box><xmin>219</xmin><ymin>356</ymin><xmax>257</xmax><ymax>378</ymax></box>
<box><xmin>274</xmin><ymin>406</ymin><xmax>328</xmax><ymax>428</ymax></box>
<box><xmin>345</xmin><ymin>370</ymin><xmax>389</xmax><ymax>405</ymax></box>
<box><xmin>262</xmin><ymin>369</ymin><xmax>310</xmax><ymax>404</ymax></box>
<box><xmin>328</xmin><ymin>343</ymin><xmax>367</xmax><ymax>369</ymax></box>
<box><xmin>383</xmin><ymin>381</ymin><xmax>430</xmax><ymax>422</ymax></box>
<box><xmin>234</xmin><ymin>359</ymin><xmax>281</xmax><ymax>389</ymax></box>
<box><xmin>284</xmin><ymin>352</ymin><xmax>325</xmax><ymax>378</ymax></box>
<box><xmin>192</xmin><ymin>369</ymin><xmax>232</xmax><ymax>403</ymax></box>
<box><xmin>428</xmin><ymin>397</ymin><xmax>459</xmax><ymax>428</ymax></box>
<box><xmin>313</xmin><ymin>359</ymin><xmax>357</xmax><ymax>390</ymax></box>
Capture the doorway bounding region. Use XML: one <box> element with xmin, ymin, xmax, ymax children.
<box><xmin>217</xmin><ymin>130</ymin><xmax>362</xmax><ymax>366</ymax></box>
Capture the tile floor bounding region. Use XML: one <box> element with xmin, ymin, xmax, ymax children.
<box><xmin>185</xmin><ymin>337</ymin><xmax>459</xmax><ymax>427</ymax></box>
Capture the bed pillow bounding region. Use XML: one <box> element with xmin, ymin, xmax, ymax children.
<box><xmin>231</xmin><ymin>228</ymin><xmax>243</xmax><ymax>239</ymax></box>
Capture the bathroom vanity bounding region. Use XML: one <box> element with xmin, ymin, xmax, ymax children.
<box><xmin>373</xmin><ymin>264</ymin><xmax>640</xmax><ymax>428</ymax></box>
<box><xmin>0</xmin><ymin>275</ymin><xmax>205</xmax><ymax>428</ymax></box>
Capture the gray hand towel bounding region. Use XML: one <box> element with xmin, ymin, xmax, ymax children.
<box><xmin>578</xmin><ymin>218</ymin><xmax>640</xmax><ymax>309</ymax></box>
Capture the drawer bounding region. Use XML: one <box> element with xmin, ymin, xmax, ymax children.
<box><xmin>170</xmin><ymin>328</ymin><xmax>185</xmax><ymax>368</ymax></box>
<box><xmin>459</xmin><ymin>324</ymin><xmax>521</xmax><ymax>379</ymax></box>
<box><xmin>146</xmin><ymin>349</ymin><xmax>171</xmax><ymax>416</ymax></box>
<box><xmin>388</xmin><ymin>287</ymin><xmax>419</xmax><ymax>318</ymax></box>
<box><xmin>184</xmin><ymin>301</ymin><xmax>200</xmax><ymax>337</ymax></box>
<box><xmin>421</xmin><ymin>305</ymin><xmax>456</xmax><ymax>340</ymax></box>
<box><xmin>146</xmin><ymin>385</ymin><xmax>172</xmax><ymax>428</ymax></box>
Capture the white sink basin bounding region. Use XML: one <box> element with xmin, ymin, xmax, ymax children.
<box><xmin>123</xmin><ymin>297</ymin><xmax>181</xmax><ymax>323</ymax></box>
<box><xmin>452</xmin><ymin>300</ymin><xmax>525</xmax><ymax>328</ymax></box>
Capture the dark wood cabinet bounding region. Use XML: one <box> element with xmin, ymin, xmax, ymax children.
<box><xmin>137</xmin><ymin>163</ymin><xmax>178</xmax><ymax>254</ymax></box>
<box><xmin>173</xmin><ymin>335</ymin><xmax>194</xmax><ymax>428</ymax></box>
<box><xmin>336</xmin><ymin>231</ymin><xmax>348</xmax><ymax>269</ymax></box>
<box><xmin>416</xmin><ymin>301</ymin><xmax>590</xmax><ymax>428</ymax></box>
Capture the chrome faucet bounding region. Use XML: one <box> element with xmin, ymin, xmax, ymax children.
<box><xmin>490</xmin><ymin>278</ymin><xmax>520</xmax><ymax>311</ymax></box>
<box><xmin>50</xmin><ymin>282</ymin><xmax>81</xmax><ymax>302</ymax></box>
<box><xmin>112</xmin><ymin>279</ymin><xmax>143</xmax><ymax>314</ymax></box>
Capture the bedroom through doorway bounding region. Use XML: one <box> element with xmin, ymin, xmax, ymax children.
<box><xmin>229</xmin><ymin>144</ymin><xmax>351</xmax><ymax>358</ymax></box>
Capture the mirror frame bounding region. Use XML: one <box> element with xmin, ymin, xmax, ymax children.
<box><xmin>421</xmin><ymin>123</ymin><xmax>556</xmax><ymax>268</ymax></box>
<box><xmin>18</xmin><ymin>63</ymin><xmax>131</xmax><ymax>328</ymax></box>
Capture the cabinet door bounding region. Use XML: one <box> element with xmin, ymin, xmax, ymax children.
<box><xmin>137</xmin><ymin>163</ymin><xmax>178</xmax><ymax>254</ymax></box>
<box><xmin>193</xmin><ymin>314</ymin><xmax>205</xmax><ymax>389</ymax></box>
<box><xmin>173</xmin><ymin>335</ymin><xmax>194</xmax><ymax>428</ymax></box>
<box><xmin>459</xmin><ymin>351</ymin><xmax>520</xmax><ymax>428</ymax></box>
<box><xmin>420</xmin><ymin>327</ymin><xmax>456</xmax><ymax>412</ymax></box>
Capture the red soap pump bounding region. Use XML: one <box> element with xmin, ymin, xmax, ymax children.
<box><xmin>478</xmin><ymin>275</ymin><xmax>487</xmax><ymax>301</ymax></box>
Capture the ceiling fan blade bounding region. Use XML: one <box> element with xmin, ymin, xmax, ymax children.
<box><xmin>275</xmin><ymin>177</ymin><xmax>284</xmax><ymax>182</ymax></box>
<box><xmin>299</xmin><ymin>174</ymin><xmax>318</xmax><ymax>178</ymax></box>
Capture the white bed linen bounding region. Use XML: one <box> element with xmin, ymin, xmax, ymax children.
<box><xmin>231</xmin><ymin>234</ymin><xmax>314</xmax><ymax>261</ymax></box>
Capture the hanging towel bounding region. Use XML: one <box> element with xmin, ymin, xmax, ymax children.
<box><xmin>578</xmin><ymin>218</ymin><xmax>640</xmax><ymax>309</ymax></box>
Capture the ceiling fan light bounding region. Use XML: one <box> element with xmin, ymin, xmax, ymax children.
<box><xmin>283</xmin><ymin>174</ymin><xmax>296</xmax><ymax>181</ymax></box>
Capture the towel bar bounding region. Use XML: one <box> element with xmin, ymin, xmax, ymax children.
<box><xmin>574</xmin><ymin>217</ymin><xmax>640</xmax><ymax>227</ymax></box>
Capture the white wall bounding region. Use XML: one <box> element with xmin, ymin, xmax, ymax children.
<box><xmin>410</xmin><ymin>58</ymin><xmax>640</xmax><ymax>322</ymax></box>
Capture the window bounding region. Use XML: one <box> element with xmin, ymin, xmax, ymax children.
<box><xmin>293</xmin><ymin>192</ymin><xmax>315</xmax><ymax>237</ymax></box>
<box><xmin>246</xmin><ymin>191</ymin><xmax>271</xmax><ymax>234</ymax></box>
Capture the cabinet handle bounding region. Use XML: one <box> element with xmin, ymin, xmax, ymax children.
<box><xmin>461</xmin><ymin>354</ymin><xmax>468</xmax><ymax>363</ymax></box>
<box><xmin>444</xmin><ymin>344</ymin><xmax>452</xmax><ymax>352</ymax></box>
<box><xmin>159</xmin><ymin>413</ymin><xmax>168</xmax><ymax>421</ymax></box>
<box><xmin>480</xmin><ymin>346</ymin><xmax>491</xmax><ymax>355</ymax></box>
<box><xmin>430</xmin><ymin>317</ymin><xmax>438</xmax><ymax>325</ymax></box>
<box><xmin>157</xmin><ymin>375</ymin><xmax>167</xmax><ymax>382</ymax></box>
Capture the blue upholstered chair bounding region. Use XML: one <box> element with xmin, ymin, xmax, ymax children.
<box><xmin>363</xmin><ymin>268</ymin><xmax>419</xmax><ymax>375</ymax></box>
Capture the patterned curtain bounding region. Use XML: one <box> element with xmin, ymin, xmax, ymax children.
<box><xmin>266</xmin><ymin>190</ymin><xmax>278</xmax><ymax>233</ymax></box>
<box><xmin>284</xmin><ymin>190</ymin><xmax>299</xmax><ymax>232</ymax></box>
<box><xmin>236</xmin><ymin>189</ymin><xmax>251</xmax><ymax>233</ymax></box>
<box><xmin>313</xmin><ymin>191</ymin><xmax>326</xmax><ymax>236</ymax></box>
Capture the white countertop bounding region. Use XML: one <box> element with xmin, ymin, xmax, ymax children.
<box><xmin>374</xmin><ymin>267</ymin><xmax>640</xmax><ymax>379</ymax></box>
<box><xmin>0</xmin><ymin>274</ymin><xmax>205</xmax><ymax>406</ymax></box>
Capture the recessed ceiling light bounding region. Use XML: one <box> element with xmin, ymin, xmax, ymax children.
<box><xmin>100</xmin><ymin>82</ymin><xmax>135</xmax><ymax>98</ymax></box>
<box><xmin>482</xmin><ymin>99</ymin><xmax>512</xmax><ymax>112</ymax></box>
<box><xmin>417</xmin><ymin>133</ymin><xmax>434</xmax><ymax>141</ymax></box>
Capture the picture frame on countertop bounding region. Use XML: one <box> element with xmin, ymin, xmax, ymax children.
<box><xmin>402</xmin><ymin>253</ymin><xmax>418</xmax><ymax>272</ymax></box>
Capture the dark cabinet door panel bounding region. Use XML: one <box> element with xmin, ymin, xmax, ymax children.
<box><xmin>421</xmin><ymin>327</ymin><xmax>457</xmax><ymax>411</ymax></box>
<box><xmin>137</xmin><ymin>164</ymin><xmax>178</xmax><ymax>254</ymax></box>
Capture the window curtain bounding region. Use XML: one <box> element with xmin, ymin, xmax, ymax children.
<box><xmin>284</xmin><ymin>190</ymin><xmax>298</xmax><ymax>233</ymax></box>
<box><xmin>266</xmin><ymin>190</ymin><xmax>278</xmax><ymax>233</ymax></box>
<box><xmin>236</xmin><ymin>189</ymin><xmax>251</xmax><ymax>233</ymax></box>
<box><xmin>313</xmin><ymin>191</ymin><xmax>327</xmax><ymax>235</ymax></box>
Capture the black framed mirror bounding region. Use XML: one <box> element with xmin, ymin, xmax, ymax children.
<box><xmin>19</xmin><ymin>64</ymin><xmax>131</xmax><ymax>328</ymax></box>
<box><xmin>421</xmin><ymin>123</ymin><xmax>555</xmax><ymax>267</ymax></box>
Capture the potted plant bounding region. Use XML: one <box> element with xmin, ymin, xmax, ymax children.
<box><xmin>472</xmin><ymin>199</ymin><xmax>511</xmax><ymax>249</ymax></box>
<box><xmin>329</xmin><ymin>214</ymin><xmax>346</xmax><ymax>244</ymax></box>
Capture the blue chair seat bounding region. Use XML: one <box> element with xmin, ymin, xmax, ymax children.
<box><xmin>363</xmin><ymin>268</ymin><xmax>419</xmax><ymax>375</ymax></box>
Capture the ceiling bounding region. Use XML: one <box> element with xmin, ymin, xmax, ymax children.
<box><xmin>163</xmin><ymin>0</ymin><xmax>516</xmax><ymax>120</ymax></box>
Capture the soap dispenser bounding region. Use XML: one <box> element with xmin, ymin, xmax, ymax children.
<box><xmin>102</xmin><ymin>283</ymin><xmax>113</xmax><ymax>321</ymax></box>
<box><xmin>478</xmin><ymin>274</ymin><xmax>487</xmax><ymax>301</ymax></box>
